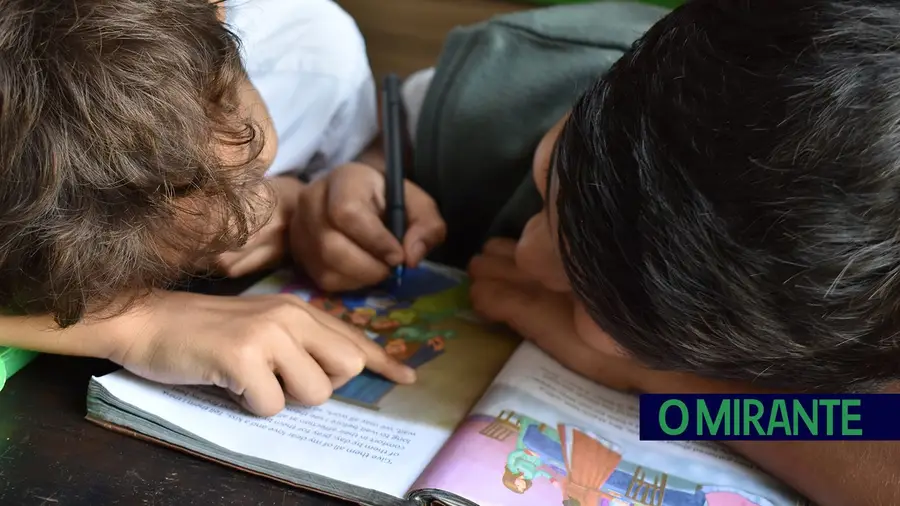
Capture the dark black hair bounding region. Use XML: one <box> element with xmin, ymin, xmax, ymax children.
<box><xmin>556</xmin><ymin>0</ymin><xmax>900</xmax><ymax>392</ymax></box>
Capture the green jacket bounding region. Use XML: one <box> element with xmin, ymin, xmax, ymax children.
<box><xmin>412</xmin><ymin>2</ymin><xmax>668</xmax><ymax>268</ymax></box>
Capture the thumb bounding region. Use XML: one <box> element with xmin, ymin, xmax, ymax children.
<box><xmin>402</xmin><ymin>182</ymin><xmax>446</xmax><ymax>267</ymax></box>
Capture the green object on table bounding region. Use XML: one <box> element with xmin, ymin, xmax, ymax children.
<box><xmin>0</xmin><ymin>346</ymin><xmax>39</xmax><ymax>392</ymax></box>
<box><xmin>519</xmin><ymin>0</ymin><xmax>684</xmax><ymax>9</ymax></box>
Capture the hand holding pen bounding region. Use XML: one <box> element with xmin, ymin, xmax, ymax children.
<box><xmin>287</xmin><ymin>74</ymin><xmax>447</xmax><ymax>293</ymax></box>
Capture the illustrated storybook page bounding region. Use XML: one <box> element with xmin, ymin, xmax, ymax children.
<box><xmin>88</xmin><ymin>262</ymin><xmax>521</xmax><ymax>504</ymax></box>
<box><xmin>88</xmin><ymin>262</ymin><xmax>810</xmax><ymax>506</ymax></box>
<box><xmin>409</xmin><ymin>343</ymin><xmax>809</xmax><ymax>506</ymax></box>
<box><xmin>221</xmin><ymin>263</ymin><xmax>521</xmax><ymax>495</ymax></box>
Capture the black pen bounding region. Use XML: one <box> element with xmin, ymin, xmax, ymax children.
<box><xmin>382</xmin><ymin>74</ymin><xmax>406</xmax><ymax>286</ymax></box>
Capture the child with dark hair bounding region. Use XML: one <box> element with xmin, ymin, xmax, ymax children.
<box><xmin>0</xmin><ymin>0</ymin><xmax>420</xmax><ymax>417</ymax></box>
<box><xmin>291</xmin><ymin>1</ymin><xmax>900</xmax><ymax>503</ymax></box>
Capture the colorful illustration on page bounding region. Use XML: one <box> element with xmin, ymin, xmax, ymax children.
<box><xmin>416</xmin><ymin>410</ymin><xmax>778</xmax><ymax>506</ymax></box>
<box><xmin>279</xmin><ymin>266</ymin><xmax>467</xmax><ymax>410</ymax></box>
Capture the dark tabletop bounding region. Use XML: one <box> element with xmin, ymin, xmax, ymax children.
<box><xmin>0</xmin><ymin>274</ymin><xmax>349</xmax><ymax>506</ymax></box>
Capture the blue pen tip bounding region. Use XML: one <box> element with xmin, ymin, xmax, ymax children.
<box><xmin>395</xmin><ymin>265</ymin><xmax>404</xmax><ymax>286</ymax></box>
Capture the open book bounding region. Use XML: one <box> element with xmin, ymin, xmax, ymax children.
<box><xmin>86</xmin><ymin>262</ymin><xmax>810</xmax><ymax>506</ymax></box>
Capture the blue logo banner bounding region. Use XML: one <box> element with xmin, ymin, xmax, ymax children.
<box><xmin>639</xmin><ymin>394</ymin><xmax>900</xmax><ymax>440</ymax></box>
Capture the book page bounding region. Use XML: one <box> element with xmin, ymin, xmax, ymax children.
<box><xmin>91</xmin><ymin>264</ymin><xmax>520</xmax><ymax>499</ymax></box>
<box><xmin>411</xmin><ymin>342</ymin><xmax>806</xmax><ymax>506</ymax></box>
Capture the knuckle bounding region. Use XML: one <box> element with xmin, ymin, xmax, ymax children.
<box><xmin>432</xmin><ymin>220</ymin><xmax>448</xmax><ymax>240</ymax></box>
<box><xmin>339</xmin><ymin>350</ymin><xmax>367</xmax><ymax>377</ymax></box>
<box><xmin>318</xmin><ymin>232</ymin><xmax>349</xmax><ymax>262</ymax></box>
<box><xmin>467</xmin><ymin>255</ymin><xmax>486</xmax><ymax>277</ymax></box>
<box><xmin>329</xmin><ymin>200</ymin><xmax>363</xmax><ymax>226</ymax></box>
<box><xmin>264</xmin><ymin>295</ymin><xmax>309</xmax><ymax>323</ymax></box>
<box><xmin>423</xmin><ymin>196</ymin><xmax>441</xmax><ymax>215</ymax></box>
<box><xmin>267</xmin><ymin>293</ymin><xmax>296</xmax><ymax>309</ymax></box>
<box><xmin>272</xmin><ymin>293</ymin><xmax>299</xmax><ymax>306</ymax></box>
<box><xmin>318</xmin><ymin>236</ymin><xmax>340</xmax><ymax>260</ymax></box>
<box><xmin>316</xmin><ymin>271</ymin><xmax>346</xmax><ymax>293</ymax></box>
<box><xmin>229</xmin><ymin>336</ymin><xmax>265</xmax><ymax>375</ymax></box>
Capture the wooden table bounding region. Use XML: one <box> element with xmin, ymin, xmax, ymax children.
<box><xmin>0</xmin><ymin>275</ymin><xmax>348</xmax><ymax>506</ymax></box>
<box><xmin>338</xmin><ymin>0</ymin><xmax>527</xmax><ymax>79</ymax></box>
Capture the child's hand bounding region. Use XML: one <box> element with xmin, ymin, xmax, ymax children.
<box><xmin>468</xmin><ymin>238</ymin><xmax>646</xmax><ymax>393</ymax></box>
<box><xmin>290</xmin><ymin>162</ymin><xmax>446</xmax><ymax>292</ymax></box>
<box><xmin>105</xmin><ymin>290</ymin><xmax>416</xmax><ymax>416</ymax></box>
<box><xmin>214</xmin><ymin>175</ymin><xmax>305</xmax><ymax>278</ymax></box>
<box><xmin>469</xmin><ymin>239</ymin><xmax>743</xmax><ymax>395</ymax></box>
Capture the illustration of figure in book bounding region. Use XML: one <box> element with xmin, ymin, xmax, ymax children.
<box><xmin>502</xmin><ymin>414</ymin><xmax>567</xmax><ymax>493</ymax></box>
<box><xmin>494</xmin><ymin>412</ymin><xmax>622</xmax><ymax>501</ymax></box>
<box><xmin>280</xmin><ymin>265</ymin><xmax>465</xmax><ymax>410</ymax></box>
<box><xmin>482</xmin><ymin>410</ymin><xmax>774</xmax><ymax>506</ymax></box>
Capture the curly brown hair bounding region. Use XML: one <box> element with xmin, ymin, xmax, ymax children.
<box><xmin>502</xmin><ymin>468</ymin><xmax>531</xmax><ymax>493</ymax></box>
<box><xmin>0</xmin><ymin>0</ymin><xmax>270</xmax><ymax>326</ymax></box>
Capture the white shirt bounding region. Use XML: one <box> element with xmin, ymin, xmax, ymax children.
<box><xmin>226</xmin><ymin>0</ymin><xmax>378</xmax><ymax>178</ymax></box>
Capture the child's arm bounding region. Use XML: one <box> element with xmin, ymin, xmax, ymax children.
<box><xmin>0</xmin><ymin>290</ymin><xmax>415</xmax><ymax>417</ymax></box>
<box><xmin>506</xmin><ymin>449</ymin><xmax>526</xmax><ymax>471</ymax></box>
<box><xmin>0</xmin><ymin>312</ymin><xmax>120</xmax><ymax>359</ymax></box>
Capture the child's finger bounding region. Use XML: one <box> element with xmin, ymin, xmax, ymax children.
<box><xmin>218</xmin><ymin>243</ymin><xmax>284</xmax><ymax>278</ymax></box>
<box><xmin>227</xmin><ymin>367</ymin><xmax>286</xmax><ymax>417</ymax></box>
<box><xmin>482</xmin><ymin>238</ymin><xmax>518</xmax><ymax>258</ymax></box>
<box><xmin>295</xmin><ymin>294</ymin><xmax>414</xmax><ymax>389</ymax></box>
<box><xmin>473</xmin><ymin>281</ymin><xmax>644</xmax><ymax>392</ymax></box>
<box><xmin>273</xmin><ymin>348</ymin><xmax>334</xmax><ymax>407</ymax></box>
<box><xmin>317</xmin><ymin>229</ymin><xmax>393</xmax><ymax>288</ymax></box>
<box><xmin>403</xmin><ymin>184</ymin><xmax>446</xmax><ymax>266</ymax></box>
<box><xmin>329</xmin><ymin>199</ymin><xmax>405</xmax><ymax>266</ymax></box>
<box><xmin>299</xmin><ymin>325</ymin><xmax>368</xmax><ymax>388</ymax></box>
<box><xmin>402</xmin><ymin>224</ymin><xmax>442</xmax><ymax>267</ymax></box>
<box><xmin>349</xmin><ymin>332</ymin><xmax>417</xmax><ymax>385</ymax></box>
<box><xmin>470</xmin><ymin>278</ymin><xmax>574</xmax><ymax>347</ymax></box>
<box><xmin>469</xmin><ymin>279</ymin><xmax>628</xmax><ymax>386</ymax></box>
<box><xmin>468</xmin><ymin>253</ymin><xmax>539</xmax><ymax>285</ymax></box>
<box><xmin>470</xmin><ymin>278</ymin><xmax>565</xmax><ymax>334</ymax></box>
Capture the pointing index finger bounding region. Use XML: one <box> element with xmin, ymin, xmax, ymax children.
<box><xmin>297</xmin><ymin>297</ymin><xmax>416</xmax><ymax>385</ymax></box>
<box><xmin>352</xmin><ymin>333</ymin><xmax>417</xmax><ymax>385</ymax></box>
